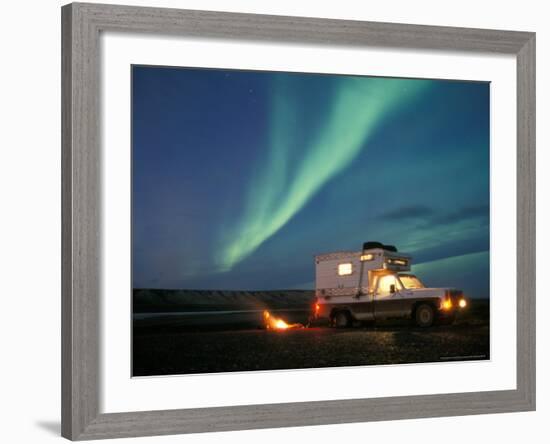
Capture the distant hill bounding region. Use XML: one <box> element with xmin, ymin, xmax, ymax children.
<box><xmin>133</xmin><ymin>288</ymin><xmax>315</xmax><ymax>313</ymax></box>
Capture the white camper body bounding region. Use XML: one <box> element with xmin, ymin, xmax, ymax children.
<box><xmin>313</xmin><ymin>246</ymin><xmax>467</xmax><ymax>328</ymax></box>
<box><xmin>315</xmin><ymin>248</ymin><xmax>411</xmax><ymax>297</ymax></box>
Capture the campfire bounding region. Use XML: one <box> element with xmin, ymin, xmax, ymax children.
<box><xmin>263</xmin><ymin>310</ymin><xmax>304</xmax><ymax>330</ymax></box>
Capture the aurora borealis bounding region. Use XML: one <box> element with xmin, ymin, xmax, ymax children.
<box><xmin>219</xmin><ymin>76</ymin><xmax>429</xmax><ymax>271</ymax></box>
<box><xmin>132</xmin><ymin>66</ymin><xmax>490</xmax><ymax>298</ymax></box>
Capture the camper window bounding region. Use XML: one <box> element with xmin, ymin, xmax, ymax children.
<box><xmin>338</xmin><ymin>263</ymin><xmax>353</xmax><ymax>276</ymax></box>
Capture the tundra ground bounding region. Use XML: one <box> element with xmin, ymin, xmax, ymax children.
<box><xmin>133</xmin><ymin>300</ymin><xmax>489</xmax><ymax>376</ymax></box>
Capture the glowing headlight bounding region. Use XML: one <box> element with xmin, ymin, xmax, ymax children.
<box><xmin>458</xmin><ymin>299</ymin><xmax>467</xmax><ymax>308</ymax></box>
<box><xmin>441</xmin><ymin>299</ymin><xmax>453</xmax><ymax>310</ymax></box>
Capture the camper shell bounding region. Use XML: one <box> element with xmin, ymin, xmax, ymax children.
<box><xmin>313</xmin><ymin>242</ymin><xmax>467</xmax><ymax>328</ymax></box>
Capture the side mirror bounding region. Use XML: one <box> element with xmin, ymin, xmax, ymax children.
<box><xmin>390</xmin><ymin>284</ymin><xmax>396</xmax><ymax>294</ymax></box>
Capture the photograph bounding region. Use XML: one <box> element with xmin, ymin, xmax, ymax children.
<box><xmin>131</xmin><ymin>65</ymin><xmax>490</xmax><ymax>377</ymax></box>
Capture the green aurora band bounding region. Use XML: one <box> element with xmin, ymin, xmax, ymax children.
<box><xmin>219</xmin><ymin>76</ymin><xmax>431</xmax><ymax>271</ymax></box>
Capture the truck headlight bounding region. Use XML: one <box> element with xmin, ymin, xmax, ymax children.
<box><xmin>440</xmin><ymin>299</ymin><xmax>453</xmax><ymax>310</ymax></box>
<box><xmin>458</xmin><ymin>299</ymin><xmax>467</xmax><ymax>308</ymax></box>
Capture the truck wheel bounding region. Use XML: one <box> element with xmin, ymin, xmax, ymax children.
<box><xmin>415</xmin><ymin>304</ymin><xmax>435</xmax><ymax>328</ymax></box>
<box><xmin>334</xmin><ymin>311</ymin><xmax>352</xmax><ymax>328</ymax></box>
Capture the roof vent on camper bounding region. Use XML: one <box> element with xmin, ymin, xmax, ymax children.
<box><xmin>362</xmin><ymin>241</ymin><xmax>398</xmax><ymax>252</ymax></box>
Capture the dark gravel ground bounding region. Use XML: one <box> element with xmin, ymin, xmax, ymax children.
<box><xmin>133</xmin><ymin>303</ymin><xmax>489</xmax><ymax>376</ymax></box>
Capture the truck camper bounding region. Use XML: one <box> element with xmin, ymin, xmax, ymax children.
<box><xmin>313</xmin><ymin>242</ymin><xmax>467</xmax><ymax>328</ymax></box>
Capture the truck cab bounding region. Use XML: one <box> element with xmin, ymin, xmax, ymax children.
<box><xmin>313</xmin><ymin>242</ymin><xmax>467</xmax><ymax>328</ymax></box>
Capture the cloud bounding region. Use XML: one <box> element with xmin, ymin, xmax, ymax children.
<box><xmin>429</xmin><ymin>203</ymin><xmax>489</xmax><ymax>226</ymax></box>
<box><xmin>411</xmin><ymin>235</ymin><xmax>489</xmax><ymax>264</ymax></box>
<box><xmin>376</xmin><ymin>203</ymin><xmax>489</xmax><ymax>228</ymax></box>
<box><xmin>376</xmin><ymin>205</ymin><xmax>434</xmax><ymax>221</ymax></box>
<box><xmin>412</xmin><ymin>250</ymin><xmax>489</xmax><ymax>298</ymax></box>
<box><xmin>373</xmin><ymin>203</ymin><xmax>489</xmax><ymax>265</ymax></box>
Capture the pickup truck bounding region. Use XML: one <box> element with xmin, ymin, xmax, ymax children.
<box><xmin>313</xmin><ymin>242</ymin><xmax>467</xmax><ymax>328</ymax></box>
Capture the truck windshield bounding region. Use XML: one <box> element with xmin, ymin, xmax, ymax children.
<box><xmin>399</xmin><ymin>275</ymin><xmax>425</xmax><ymax>289</ymax></box>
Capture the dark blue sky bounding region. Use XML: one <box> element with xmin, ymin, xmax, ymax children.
<box><xmin>132</xmin><ymin>66</ymin><xmax>490</xmax><ymax>298</ymax></box>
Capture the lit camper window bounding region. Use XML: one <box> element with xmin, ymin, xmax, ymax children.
<box><xmin>386</xmin><ymin>258</ymin><xmax>408</xmax><ymax>266</ymax></box>
<box><xmin>360</xmin><ymin>253</ymin><xmax>374</xmax><ymax>261</ymax></box>
<box><xmin>338</xmin><ymin>263</ymin><xmax>353</xmax><ymax>276</ymax></box>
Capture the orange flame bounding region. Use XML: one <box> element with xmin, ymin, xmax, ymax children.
<box><xmin>263</xmin><ymin>310</ymin><xmax>302</xmax><ymax>330</ymax></box>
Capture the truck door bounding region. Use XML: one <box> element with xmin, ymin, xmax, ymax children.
<box><xmin>373</xmin><ymin>274</ymin><xmax>404</xmax><ymax>318</ymax></box>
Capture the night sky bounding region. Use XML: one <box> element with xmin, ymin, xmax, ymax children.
<box><xmin>132</xmin><ymin>66</ymin><xmax>490</xmax><ymax>298</ymax></box>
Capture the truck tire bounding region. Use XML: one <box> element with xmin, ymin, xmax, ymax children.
<box><xmin>415</xmin><ymin>304</ymin><xmax>435</xmax><ymax>328</ymax></box>
<box><xmin>333</xmin><ymin>311</ymin><xmax>352</xmax><ymax>328</ymax></box>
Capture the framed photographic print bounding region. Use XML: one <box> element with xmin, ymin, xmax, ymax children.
<box><xmin>61</xmin><ymin>2</ymin><xmax>535</xmax><ymax>440</ymax></box>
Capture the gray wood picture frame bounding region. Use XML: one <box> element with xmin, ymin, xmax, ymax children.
<box><xmin>61</xmin><ymin>2</ymin><xmax>536</xmax><ymax>440</ymax></box>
